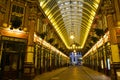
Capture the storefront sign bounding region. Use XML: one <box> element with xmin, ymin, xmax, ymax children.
<box><xmin>1</xmin><ymin>36</ymin><xmax>27</xmax><ymax>42</ymax></box>
<box><xmin>0</xmin><ymin>28</ymin><xmax>28</xmax><ymax>39</ymax></box>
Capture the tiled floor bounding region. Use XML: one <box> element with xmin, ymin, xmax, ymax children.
<box><xmin>33</xmin><ymin>66</ymin><xmax>111</xmax><ymax>80</ymax></box>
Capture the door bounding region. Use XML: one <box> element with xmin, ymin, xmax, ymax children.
<box><xmin>1</xmin><ymin>52</ymin><xmax>19</xmax><ymax>79</ymax></box>
<box><xmin>1</xmin><ymin>41</ymin><xmax>26</xmax><ymax>80</ymax></box>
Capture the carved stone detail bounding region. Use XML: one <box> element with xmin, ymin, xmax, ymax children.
<box><xmin>101</xmin><ymin>0</ymin><xmax>115</xmax><ymax>15</ymax></box>
<box><xmin>27</xmin><ymin>1</ymin><xmax>38</xmax><ymax>21</ymax></box>
<box><xmin>28</xmin><ymin>14</ymin><xmax>36</xmax><ymax>21</ymax></box>
<box><xmin>0</xmin><ymin>6</ymin><xmax>6</xmax><ymax>14</ymax></box>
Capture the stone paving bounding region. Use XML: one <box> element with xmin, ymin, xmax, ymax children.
<box><xmin>33</xmin><ymin>66</ymin><xmax>111</xmax><ymax>80</ymax></box>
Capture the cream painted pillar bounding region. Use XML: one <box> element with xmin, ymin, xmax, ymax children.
<box><xmin>50</xmin><ymin>51</ymin><xmax>52</xmax><ymax>68</ymax></box>
<box><xmin>26</xmin><ymin>19</ymin><xmax>35</xmax><ymax>63</ymax></box>
<box><xmin>107</xmin><ymin>14</ymin><xmax>120</xmax><ymax>62</ymax></box>
<box><xmin>114</xmin><ymin>0</ymin><xmax>120</xmax><ymax>23</ymax></box>
<box><xmin>0</xmin><ymin>42</ymin><xmax>3</xmax><ymax>64</ymax></box>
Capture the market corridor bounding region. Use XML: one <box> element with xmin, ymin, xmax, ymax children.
<box><xmin>33</xmin><ymin>66</ymin><xmax>111</xmax><ymax>80</ymax></box>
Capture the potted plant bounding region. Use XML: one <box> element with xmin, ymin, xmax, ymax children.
<box><xmin>91</xmin><ymin>36</ymin><xmax>98</xmax><ymax>43</ymax></box>
<box><xmin>54</xmin><ymin>44</ymin><xmax>58</xmax><ymax>48</ymax></box>
<box><xmin>40</xmin><ymin>32</ymin><xmax>47</xmax><ymax>39</ymax></box>
<box><xmin>48</xmin><ymin>38</ymin><xmax>54</xmax><ymax>44</ymax></box>
<box><xmin>94</xmin><ymin>28</ymin><xmax>104</xmax><ymax>36</ymax></box>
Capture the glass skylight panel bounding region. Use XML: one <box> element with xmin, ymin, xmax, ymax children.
<box><xmin>62</xmin><ymin>14</ymin><xmax>65</xmax><ymax>17</ymax></box>
<box><xmin>78</xmin><ymin>13</ymin><xmax>82</xmax><ymax>16</ymax></box>
<box><xmin>73</xmin><ymin>1</ymin><xmax>77</xmax><ymax>4</ymax></box>
<box><xmin>39</xmin><ymin>0</ymin><xmax>99</xmax><ymax>49</ymax></box>
<box><xmin>64</xmin><ymin>18</ymin><xmax>71</xmax><ymax>21</ymax></box>
<box><xmin>66</xmin><ymin>7</ymin><xmax>69</xmax><ymax>10</ymax></box>
<box><xmin>59</xmin><ymin>6</ymin><xmax>62</xmax><ymax>9</ymax></box>
<box><xmin>61</xmin><ymin>8</ymin><xmax>65</xmax><ymax>11</ymax></box>
<box><xmin>78</xmin><ymin>9</ymin><xmax>82</xmax><ymax>12</ymax></box>
<box><xmin>60</xmin><ymin>3</ymin><xmax>63</xmax><ymax>6</ymax></box>
<box><xmin>64</xmin><ymin>17</ymin><xmax>71</xmax><ymax>20</ymax></box>
<box><xmin>74</xmin><ymin>7</ymin><xmax>77</xmax><ymax>9</ymax></box>
<box><xmin>73</xmin><ymin>16</ymin><xmax>77</xmax><ymax>18</ymax></box>
<box><xmin>56</xmin><ymin>0</ymin><xmax>84</xmax><ymax>45</ymax></box>
<box><xmin>65</xmin><ymin>2</ymin><xmax>70</xmax><ymax>5</ymax></box>
<box><xmin>73</xmin><ymin>11</ymin><xmax>77</xmax><ymax>14</ymax></box>
<box><xmin>67</xmin><ymin>12</ymin><xmax>71</xmax><ymax>15</ymax></box>
<box><xmin>61</xmin><ymin>10</ymin><xmax>64</xmax><ymax>13</ymax></box>
<box><xmin>57</xmin><ymin>0</ymin><xmax>61</xmax><ymax>4</ymax></box>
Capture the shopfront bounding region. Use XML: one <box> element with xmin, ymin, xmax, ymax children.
<box><xmin>0</xmin><ymin>36</ymin><xmax>27</xmax><ymax>79</ymax></box>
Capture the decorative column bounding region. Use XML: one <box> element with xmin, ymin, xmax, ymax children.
<box><xmin>23</xmin><ymin>1</ymin><xmax>37</xmax><ymax>79</ymax></box>
<box><xmin>114</xmin><ymin>0</ymin><xmax>120</xmax><ymax>25</ymax></box>
<box><xmin>42</xmin><ymin>18</ymin><xmax>49</xmax><ymax>32</ymax></box>
<box><xmin>49</xmin><ymin>51</ymin><xmax>52</xmax><ymax>71</ymax></box>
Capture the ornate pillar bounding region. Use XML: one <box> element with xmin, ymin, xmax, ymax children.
<box><xmin>42</xmin><ymin>18</ymin><xmax>49</xmax><ymax>32</ymax></box>
<box><xmin>23</xmin><ymin>1</ymin><xmax>38</xmax><ymax>79</ymax></box>
<box><xmin>49</xmin><ymin>51</ymin><xmax>52</xmax><ymax>70</ymax></box>
<box><xmin>114</xmin><ymin>0</ymin><xmax>120</xmax><ymax>25</ymax></box>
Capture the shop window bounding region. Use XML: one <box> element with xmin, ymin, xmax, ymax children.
<box><xmin>10</xmin><ymin>4</ymin><xmax>24</xmax><ymax>28</ymax></box>
<box><xmin>12</xmin><ymin>5</ymin><xmax>16</xmax><ymax>12</ymax></box>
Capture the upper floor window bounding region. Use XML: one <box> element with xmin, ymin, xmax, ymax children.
<box><xmin>10</xmin><ymin>4</ymin><xmax>25</xmax><ymax>28</ymax></box>
<box><xmin>12</xmin><ymin>5</ymin><xmax>24</xmax><ymax>14</ymax></box>
<box><xmin>0</xmin><ymin>0</ymin><xmax>7</xmax><ymax>4</ymax></box>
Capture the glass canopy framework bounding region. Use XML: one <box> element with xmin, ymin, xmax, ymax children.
<box><xmin>39</xmin><ymin>0</ymin><xmax>100</xmax><ymax>49</ymax></box>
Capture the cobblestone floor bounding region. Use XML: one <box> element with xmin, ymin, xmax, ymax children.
<box><xmin>33</xmin><ymin>66</ymin><xmax>111</xmax><ymax>80</ymax></box>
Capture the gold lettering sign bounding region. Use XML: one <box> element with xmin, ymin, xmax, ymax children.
<box><xmin>1</xmin><ymin>36</ymin><xmax>27</xmax><ymax>42</ymax></box>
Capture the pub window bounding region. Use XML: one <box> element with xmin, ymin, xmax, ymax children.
<box><xmin>19</xmin><ymin>7</ymin><xmax>23</xmax><ymax>14</ymax></box>
<box><xmin>10</xmin><ymin>15</ymin><xmax>23</xmax><ymax>23</ymax></box>
<box><xmin>10</xmin><ymin>4</ymin><xmax>24</xmax><ymax>28</ymax></box>
<box><xmin>12</xmin><ymin>5</ymin><xmax>24</xmax><ymax>14</ymax></box>
<box><xmin>12</xmin><ymin>5</ymin><xmax>16</xmax><ymax>12</ymax></box>
<box><xmin>0</xmin><ymin>0</ymin><xmax>7</xmax><ymax>4</ymax></box>
<box><xmin>39</xmin><ymin>17</ymin><xmax>43</xmax><ymax>32</ymax></box>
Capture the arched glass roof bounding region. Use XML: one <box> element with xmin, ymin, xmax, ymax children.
<box><xmin>39</xmin><ymin>0</ymin><xmax>101</xmax><ymax>49</ymax></box>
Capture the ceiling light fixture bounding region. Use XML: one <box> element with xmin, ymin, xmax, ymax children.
<box><xmin>70</xmin><ymin>35</ymin><xmax>74</xmax><ymax>39</ymax></box>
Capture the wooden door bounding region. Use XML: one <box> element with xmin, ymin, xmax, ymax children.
<box><xmin>1</xmin><ymin>52</ymin><xmax>19</xmax><ymax>79</ymax></box>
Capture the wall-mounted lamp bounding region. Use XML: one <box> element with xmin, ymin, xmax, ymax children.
<box><xmin>19</xmin><ymin>27</ymin><xmax>22</xmax><ymax>31</ymax></box>
<box><xmin>10</xmin><ymin>27</ymin><xmax>13</xmax><ymax>30</ymax></box>
<box><xmin>10</xmin><ymin>27</ymin><xmax>22</xmax><ymax>31</ymax></box>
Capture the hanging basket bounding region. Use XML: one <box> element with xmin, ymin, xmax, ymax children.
<box><xmin>48</xmin><ymin>38</ymin><xmax>54</xmax><ymax>44</ymax></box>
<box><xmin>91</xmin><ymin>37</ymin><xmax>98</xmax><ymax>42</ymax></box>
<box><xmin>94</xmin><ymin>29</ymin><xmax>104</xmax><ymax>36</ymax></box>
<box><xmin>40</xmin><ymin>32</ymin><xmax>47</xmax><ymax>39</ymax></box>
